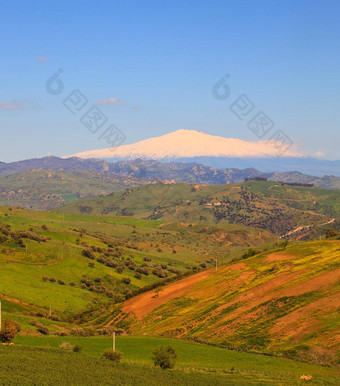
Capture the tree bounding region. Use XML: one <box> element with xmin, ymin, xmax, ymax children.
<box><xmin>73</xmin><ymin>344</ymin><xmax>83</xmax><ymax>353</ymax></box>
<box><xmin>325</xmin><ymin>228</ymin><xmax>338</xmax><ymax>239</ymax></box>
<box><xmin>242</xmin><ymin>248</ymin><xmax>256</xmax><ymax>259</ymax></box>
<box><xmin>122</xmin><ymin>277</ymin><xmax>131</xmax><ymax>284</ymax></box>
<box><xmin>0</xmin><ymin>318</ymin><xmax>20</xmax><ymax>343</ymax></box>
<box><xmin>152</xmin><ymin>346</ymin><xmax>177</xmax><ymax>369</ymax></box>
<box><xmin>101</xmin><ymin>349</ymin><xmax>122</xmax><ymax>362</ymax></box>
<box><xmin>279</xmin><ymin>240</ymin><xmax>289</xmax><ymax>249</ymax></box>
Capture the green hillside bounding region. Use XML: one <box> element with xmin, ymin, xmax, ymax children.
<box><xmin>114</xmin><ymin>240</ymin><xmax>340</xmax><ymax>365</ymax></box>
<box><xmin>0</xmin><ymin>169</ymin><xmax>144</xmax><ymax>210</ymax></box>
<box><xmin>0</xmin><ymin>206</ymin><xmax>274</xmax><ymax>321</ymax></box>
<box><xmin>60</xmin><ymin>181</ymin><xmax>340</xmax><ymax>235</ymax></box>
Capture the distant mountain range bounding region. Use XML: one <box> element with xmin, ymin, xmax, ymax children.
<box><xmin>0</xmin><ymin>156</ymin><xmax>339</xmax><ymax>189</ymax></box>
<box><xmin>69</xmin><ymin>129</ymin><xmax>340</xmax><ymax>177</ymax></box>
<box><xmin>0</xmin><ymin>156</ymin><xmax>339</xmax><ymax>211</ymax></box>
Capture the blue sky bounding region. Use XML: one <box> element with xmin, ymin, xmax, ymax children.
<box><xmin>1</xmin><ymin>0</ymin><xmax>339</xmax><ymax>162</ymax></box>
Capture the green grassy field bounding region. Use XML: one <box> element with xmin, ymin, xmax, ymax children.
<box><xmin>0</xmin><ymin>345</ymin><xmax>247</xmax><ymax>386</ymax></box>
<box><xmin>59</xmin><ymin>181</ymin><xmax>340</xmax><ymax>235</ymax></box>
<box><xmin>10</xmin><ymin>336</ymin><xmax>339</xmax><ymax>385</ymax></box>
<box><xmin>0</xmin><ymin>169</ymin><xmax>144</xmax><ymax>210</ymax></box>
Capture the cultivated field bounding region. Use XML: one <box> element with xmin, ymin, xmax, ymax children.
<box><xmin>7</xmin><ymin>336</ymin><xmax>339</xmax><ymax>385</ymax></box>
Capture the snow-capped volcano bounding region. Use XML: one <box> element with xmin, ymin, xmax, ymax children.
<box><xmin>69</xmin><ymin>129</ymin><xmax>304</xmax><ymax>160</ymax></box>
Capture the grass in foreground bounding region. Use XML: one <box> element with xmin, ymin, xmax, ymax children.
<box><xmin>13</xmin><ymin>336</ymin><xmax>340</xmax><ymax>385</ymax></box>
<box><xmin>1</xmin><ymin>345</ymin><xmax>245</xmax><ymax>386</ymax></box>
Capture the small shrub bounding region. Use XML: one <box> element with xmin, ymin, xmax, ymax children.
<box><xmin>59</xmin><ymin>342</ymin><xmax>73</xmax><ymax>351</ymax></box>
<box><xmin>102</xmin><ymin>349</ymin><xmax>122</xmax><ymax>362</ymax></box>
<box><xmin>36</xmin><ymin>323</ymin><xmax>49</xmax><ymax>335</ymax></box>
<box><xmin>152</xmin><ymin>346</ymin><xmax>177</xmax><ymax>369</ymax></box>
<box><xmin>325</xmin><ymin>228</ymin><xmax>338</xmax><ymax>239</ymax></box>
<box><xmin>242</xmin><ymin>248</ymin><xmax>257</xmax><ymax>259</ymax></box>
<box><xmin>71</xmin><ymin>327</ymin><xmax>96</xmax><ymax>337</ymax></box>
<box><xmin>73</xmin><ymin>344</ymin><xmax>83</xmax><ymax>353</ymax></box>
<box><xmin>140</xmin><ymin>267</ymin><xmax>149</xmax><ymax>276</ymax></box>
<box><xmin>116</xmin><ymin>265</ymin><xmax>125</xmax><ymax>274</ymax></box>
<box><xmin>82</xmin><ymin>248</ymin><xmax>95</xmax><ymax>260</ymax></box>
<box><xmin>48</xmin><ymin>315</ymin><xmax>60</xmax><ymax>322</ymax></box>
<box><xmin>0</xmin><ymin>319</ymin><xmax>21</xmax><ymax>343</ymax></box>
<box><xmin>55</xmin><ymin>331</ymin><xmax>69</xmax><ymax>337</ymax></box>
<box><xmin>122</xmin><ymin>277</ymin><xmax>131</xmax><ymax>285</ymax></box>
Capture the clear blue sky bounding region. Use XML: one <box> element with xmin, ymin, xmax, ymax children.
<box><xmin>1</xmin><ymin>0</ymin><xmax>339</xmax><ymax>162</ymax></box>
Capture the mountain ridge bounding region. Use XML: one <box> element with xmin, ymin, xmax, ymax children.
<box><xmin>67</xmin><ymin>129</ymin><xmax>340</xmax><ymax>176</ymax></box>
<box><xmin>0</xmin><ymin>157</ymin><xmax>339</xmax><ymax>191</ymax></box>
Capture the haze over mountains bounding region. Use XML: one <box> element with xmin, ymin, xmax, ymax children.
<box><xmin>0</xmin><ymin>156</ymin><xmax>339</xmax><ymax>188</ymax></box>
<box><xmin>0</xmin><ymin>129</ymin><xmax>339</xmax><ymax>211</ymax></box>
<box><xmin>70</xmin><ymin>129</ymin><xmax>340</xmax><ymax>176</ymax></box>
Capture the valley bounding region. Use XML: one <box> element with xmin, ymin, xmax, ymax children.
<box><xmin>60</xmin><ymin>180</ymin><xmax>340</xmax><ymax>236</ymax></box>
<box><xmin>0</xmin><ymin>207</ymin><xmax>274</xmax><ymax>318</ymax></box>
<box><xmin>0</xmin><ymin>178</ymin><xmax>339</xmax><ymax>384</ymax></box>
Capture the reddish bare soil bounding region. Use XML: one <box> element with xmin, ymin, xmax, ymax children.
<box><xmin>122</xmin><ymin>268</ymin><xmax>215</xmax><ymax>319</ymax></box>
<box><xmin>266</xmin><ymin>252</ymin><xmax>297</xmax><ymax>262</ymax></box>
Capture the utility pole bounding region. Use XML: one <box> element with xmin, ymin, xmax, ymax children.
<box><xmin>215</xmin><ymin>258</ymin><xmax>218</xmax><ymax>272</ymax></box>
<box><xmin>62</xmin><ymin>212</ymin><xmax>65</xmax><ymax>259</ymax></box>
<box><xmin>113</xmin><ymin>332</ymin><xmax>116</xmax><ymax>352</ymax></box>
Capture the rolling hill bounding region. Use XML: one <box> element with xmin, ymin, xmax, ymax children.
<box><xmin>111</xmin><ymin>239</ymin><xmax>340</xmax><ymax>365</ymax></box>
<box><xmin>0</xmin><ymin>207</ymin><xmax>274</xmax><ymax>322</ymax></box>
<box><xmin>0</xmin><ymin>169</ymin><xmax>144</xmax><ymax>210</ymax></box>
<box><xmin>60</xmin><ymin>180</ymin><xmax>340</xmax><ymax>236</ymax></box>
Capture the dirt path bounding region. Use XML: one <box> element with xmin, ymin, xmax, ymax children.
<box><xmin>122</xmin><ymin>268</ymin><xmax>215</xmax><ymax>319</ymax></box>
<box><xmin>0</xmin><ymin>293</ymin><xmax>31</xmax><ymax>307</ymax></box>
<box><xmin>280</xmin><ymin>218</ymin><xmax>335</xmax><ymax>238</ymax></box>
